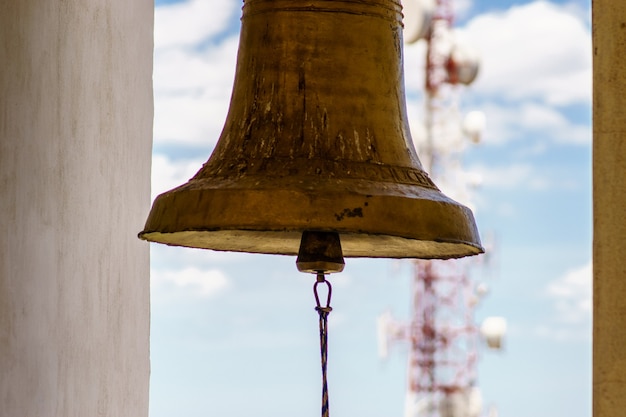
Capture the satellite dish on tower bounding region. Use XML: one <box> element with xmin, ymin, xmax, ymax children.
<box><xmin>402</xmin><ymin>0</ymin><xmax>436</xmax><ymax>44</ymax></box>
<box><xmin>480</xmin><ymin>316</ymin><xmax>507</xmax><ymax>350</ymax></box>
<box><xmin>462</xmin><ymin>110</ymin><xmax>486</xmax><ymax>143</ymax></box>
<box><xmin>447</xmin><ymin>42</ymin><xmax>481</xmax><ymax>85</ymax></box>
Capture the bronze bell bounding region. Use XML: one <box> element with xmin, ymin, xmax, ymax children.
<box><xmin>139</xmin><ymin>0</ymin><xmax>483</xmax><ymax>259</ymax></box>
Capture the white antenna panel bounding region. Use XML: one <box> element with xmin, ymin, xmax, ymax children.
<box><xmin>402</xmin><ymin>0</ymin><xmax>436</xmax><ymax>44</ymax></box>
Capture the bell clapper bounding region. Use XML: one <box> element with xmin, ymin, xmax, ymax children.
<box><xmin>296</xmin><ymin>231</ymin><xmax>345</xmax><ymax>417</ymax></box>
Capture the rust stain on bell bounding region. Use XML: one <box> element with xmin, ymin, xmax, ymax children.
<box><xmin>139</xmin><ymin>0</ymin><xmax>483</xmax><ymax>259</ymax></box>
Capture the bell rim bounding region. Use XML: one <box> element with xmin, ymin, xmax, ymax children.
<box><xmin>139</xmin><ymin>177</ymin><xmax>483</xmax><ymax>259</ymax></box>
<box><xmin>139</xmin><ymin>228</ymin><xmax>483</xmax><ymax>259</ymax></box>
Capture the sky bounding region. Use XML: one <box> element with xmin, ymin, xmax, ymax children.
<box><xmin>147</xmin><ymin>1</ymin><xmax>592</xmax><ymax>417</ymax></box>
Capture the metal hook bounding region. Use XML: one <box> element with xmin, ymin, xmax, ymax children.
<box><xmin>314</xmin><ymin>272</ymin><xmax>333</xmax><ymax>312</ymax></box>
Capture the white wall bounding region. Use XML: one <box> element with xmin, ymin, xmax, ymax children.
<box><xmin>0</xmin><ymin>0</ymin><xmax>152</xmax><ymax>415</ymax></box>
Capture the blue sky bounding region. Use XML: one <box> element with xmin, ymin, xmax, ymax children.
<box><xmin>147</xmin><ymin>1</ymin><xmax>592</xmax><ymax>416</ymax></box>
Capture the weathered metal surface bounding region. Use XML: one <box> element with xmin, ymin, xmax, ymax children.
<box><xmin>140</xmin><ymin>0</ymin><xmax>483</xmax><ymax>259</ymax></box>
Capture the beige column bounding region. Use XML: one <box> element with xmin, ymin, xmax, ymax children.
<box><xmin>593</xmin><ymin>1</ymin><xmax>626</xmax><ymax>416</ymax></box>
<box><xmin>0</xmin><ymin>0</ymin><xmax>153</xmax><ymax>416</ymax></box>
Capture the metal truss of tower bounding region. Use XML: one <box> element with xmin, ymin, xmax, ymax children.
<box><xmin>406</xmin><ymin>1</ymin><xmax>483</xmax><ymax>416</ymax></box>
<box><xmin>405</xmin><ymin>260</ymin><xmax>482</xmax><ymax>417</ymax></box>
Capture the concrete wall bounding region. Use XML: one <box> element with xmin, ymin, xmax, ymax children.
<box><xmin>593</xmin><ymin>1</ymin><xmax>626</xmax><ymax>417</ymax></box>
<box><xmin>0</xmin><ymin>0</ymin><xmax>152</xmax><ymax>416</ymax></box>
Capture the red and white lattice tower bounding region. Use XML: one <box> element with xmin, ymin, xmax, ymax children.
<box><xmin>403</xmin><ymin>258</ymin><xmax>484</xmax><ymax>417</ymax></box>
<box><xmin>411</xmin><ymin>1</ymin><xmax>484</xmax><ymax>415</ymax></box>
<box><xmin>378</xmin><ymin>1</ymin><xmax>502</xmax><ymax>416</ymax></box>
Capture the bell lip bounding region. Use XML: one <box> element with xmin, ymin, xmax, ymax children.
<box><xmin>138</xmin><ymin>228</ymin><xmax>484</xmax><ymax>259</ymax></box>
<box><xmin>139</xmin><ymin>175</ymin><xmax>484</xmax><ymax>259</ymax></box>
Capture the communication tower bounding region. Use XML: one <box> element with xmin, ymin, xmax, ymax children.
<box><xmin>378</xmin><ymin>1</ymin><xmax>505</xmax><ymax>416</ymax></box>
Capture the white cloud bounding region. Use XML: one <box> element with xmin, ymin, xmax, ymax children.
<box><xmin>546</xmin><ymin>261</ymin><xmax>592</xmax><ymax>324</ymax></box>
<box><xmin>153</xmin><ymin>0</ymin><xmax>240</xmax><ymax>147</ymax></box>
<box><xmin>153</xmin><ymin>93</ymin><xmax>231</xmax><ymax>147</ymax></box>
<box><xmin>477</xmin><ymin>101</ymin><xmax>590</xmax><ymax>146</ymax></box>
<box><xmin>533</xmin><ymin>323</ymin><xmax>590</xmax><ymax>342</ymax></box>
<box><xmin>154</xmin><ymin>0</ymin><xmax>239</xmax><ymax>50</ymax></box>
<box><xmin>454</xmin><ymin>0</ymin><xmax>474</xmax><ymax>20</ymax></box>
<box><xmin>151</xmin><ymin>154</ymin><xmax>205</xmax><ymax>201</ymax></box>
<box><xmin>529</xmin><ymin>261</ymin><xmax>592</xmax><ymax>341</ymax></box>
<box><xmin>468</xmin><ymin>163</ymin><xmax>549</xmax><ymax>190</ymax></box>
<box><xmin>154</xmin><ymin>39</ymin><xmax>238</xmax><ymax>96</ymax></box>
<box><xmin>458</xmin><ymin>1</ymin><xmax>591</xmax><ymax>106</ymax></box>
<box><xmin>402</xmin><ymin>2</ymin><xmax>591</xmax><ymax>152</ymax></box>
<box><xmin>152</xmin><ymin>266</ymin><xmax>230</xmax><ymax>298</ymax></box>
<box><xmin>153</xmin><ymin>35</ymin><xmax>239</xmax><ymax>147</ymax></box>
<box><xmin>153</xmin><ymin>0</ymin><xmax>592</xmax><ymax>153</ymax></box>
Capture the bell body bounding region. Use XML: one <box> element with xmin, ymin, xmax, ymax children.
<box><xmin>140</xmin><ymin>0</ymin><xmax>483</xmax><ymax>258</ymax></box>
